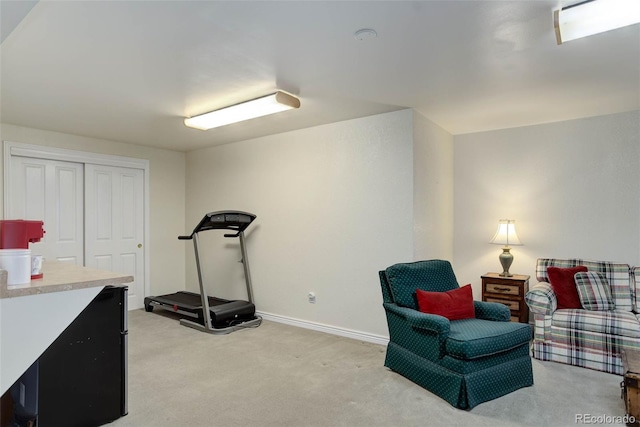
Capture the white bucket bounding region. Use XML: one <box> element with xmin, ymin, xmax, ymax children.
<box><xmin>0</xmin><ymin>249</ymin><xmax>31</xmax><ymax>286</ymax></box>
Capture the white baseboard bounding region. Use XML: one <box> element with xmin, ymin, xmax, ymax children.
<box><xmin>256</xmin><ymin>311</ymin><xmax>390</xmax><ymax>346</ymax></box>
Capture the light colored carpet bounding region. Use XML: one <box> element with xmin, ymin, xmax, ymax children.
<box><xmin>113</xmin><ymin>309</ymin><xmax>628</xmax><ymax>427</ymax></box>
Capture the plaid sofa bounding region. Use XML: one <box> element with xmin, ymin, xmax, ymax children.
<box><xmin>525</xmin><ymin>258</ymin><xmax>640</xmax><ymax>375</ymax></box>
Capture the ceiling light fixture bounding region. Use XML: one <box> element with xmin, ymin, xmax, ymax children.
<box><xmin>184</xmin><ymin>91</ymin><xmax>301</xmax><ymax>130</ymax></box>
<box><xmin>554</xmin><ymin>0</ymin><xmax>640</xmax><ymax>45</ymax></box>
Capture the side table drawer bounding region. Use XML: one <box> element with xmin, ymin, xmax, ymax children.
<box><xmin>484</xmin><ymin>282</ymin><xmax>520</xmax><ymax>296</ymax></box>
<box><xmin>485</xmin><ymin>297</ymin><xmax>520</xmax><ymax>311</ymax></box>
<box><xmin>481</xmin><ymin>273</ymin><xmax>530</xmax><ymax>324</ymax></box>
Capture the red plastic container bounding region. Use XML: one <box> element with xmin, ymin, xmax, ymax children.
<box><xmin>0</xmin><ymin>220</ymin><xmax>45</xmax><ymax>249</ymax></box>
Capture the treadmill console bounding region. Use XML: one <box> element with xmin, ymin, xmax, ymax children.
<box><xmin>181</xmin><ymin>210</ymin><xmax>257</xmax><ymax>239</ymax></box>
<box><xmin>209</xmin><ymin>213</ymin><xmax>253</xmax><ymax>225</ymax></box>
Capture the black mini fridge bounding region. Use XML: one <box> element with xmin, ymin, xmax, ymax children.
<box><xmin>31</xmin><ymin>286</ymin><xmax>128</xmax><ymax>427</ymax></box>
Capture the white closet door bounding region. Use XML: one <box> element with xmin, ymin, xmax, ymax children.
<box><xmin>85</xmin><ymin>164</ymin><xmax>145</xmax><ymax>310</ymax></box>
<box><xmin>8</xmin><ymin>156</ymin><xmax>84</xmax><ymax>265</ymax></box>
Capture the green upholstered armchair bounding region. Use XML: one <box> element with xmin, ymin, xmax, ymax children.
<box><xmin>380</xmin><ymin>260</ymin><xmax>533</xmax><ymax>409</ymax></box>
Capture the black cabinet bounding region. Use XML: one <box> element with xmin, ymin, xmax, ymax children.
<box><xmin>9</xmin><ymin>286</ymin><xmax>128</xmax><ymax>427</ymax></box>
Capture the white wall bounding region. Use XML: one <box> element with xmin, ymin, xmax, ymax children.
<box><xmin>8</xmin><ymin>108</ymin><xmax>632</xmax><ymax>338</ymax></box>
<box><xmin>185</xmin><ymin>110</ymin><xmax>414</xmax><ymax>337</ymax></box>
<box><xmin>413</xmin><ymin>110</ymin><xmax>454</xmax><ymax>262</ymax></box>
<box><xmin>453</xmin><ymin>110</ymin><xmax>640</xmax><ymax>297</ymax></box>
<box><xmin>0</xmin><ymin>124</ymin><xmax>187</xmax><ymax>296</ymax></box>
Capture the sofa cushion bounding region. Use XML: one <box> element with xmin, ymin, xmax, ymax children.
<box><xmin>537</xmin><ymin>259</ymin><xmax>633</xmax><ymax>312</ymax></box>
<box><xmin>445</xmin><ymin>318</ymin><xmax>532</xmax><ymax>360</ymax></box>
<box><xmin>547</xmin><ymin>266</ymin><xmax>587</xmax><ymax>309</ymax></box>
<box><xmin>574</xmin><ymin>271</ymin><xmax>615</xmax><ymax>311</ymax></box>
<box><xmin>385</xmin><ymin>260</ymin><xmax>459</xmax><ymax>309</ymax></box>
<box><xmin>416</xmin><ymin>284</ymin><xmax>475</xmax><ymax>320</ymax></box>
<box><xmin>551</xmin><ymin>309</ymin><xmax>640</xmax><ymax>338</ymax></box>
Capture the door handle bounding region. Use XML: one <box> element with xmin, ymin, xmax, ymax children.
<box><xmin>137</xmin><ymin>243</ymin><xmax>142</xmax><ymax>249</ymax></box>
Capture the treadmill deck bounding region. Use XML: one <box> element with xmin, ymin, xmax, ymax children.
<box><xmin>144</xmin><ymin>291</ymin><xmax>256</xmax><ymax>327</ymax></box>
<box><xmin>149</xmin><ymin>291</ymin><xmax>229</xmax><ymax>310</ymax></box>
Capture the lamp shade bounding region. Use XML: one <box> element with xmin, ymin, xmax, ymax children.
<box><xmin>489</xmin><ymin>219</ymin><xmax>522</xmax><ymax>246</ymax></box>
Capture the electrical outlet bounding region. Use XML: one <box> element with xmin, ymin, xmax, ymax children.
<box><xmin>308</xmin><ymin>292</ymin><xmax>316</xmax><ymax>304</ymax></box>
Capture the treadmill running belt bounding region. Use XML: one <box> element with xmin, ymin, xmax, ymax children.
<box><xmin>151</xmin><ymin>291</ymin><xmax>229</xmax><ymax>310</ymax></box>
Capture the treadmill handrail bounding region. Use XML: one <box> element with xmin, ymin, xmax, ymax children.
<box><xmin>179</xmin><ymin>210</ymin><xmax>256</xmax><ymax>240</ymax></box>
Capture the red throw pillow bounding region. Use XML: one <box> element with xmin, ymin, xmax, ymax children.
<box><xmin>416</xmin><ymin>284</ymin><xmax>475</xmax><ymax>320</ymax></box>
<box><xmin>547</xmin><ymin>266</ymin><xmax>588</xmax><ymax>309</ymax></box>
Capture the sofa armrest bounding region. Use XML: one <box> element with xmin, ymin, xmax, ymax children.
<box><xmin>525</xmin><ymin>282</ymin><xmax>557</xmax><ymax>315</ymax></box>
<box><xmin>474</xmin><ymin>300</ymin><xmax>510</xmax><ymax>321</ymax></box>
<box><xmin>383</xmin><ymin>303</ymin><xmax>450</xmax><ymax>335</ymax></box>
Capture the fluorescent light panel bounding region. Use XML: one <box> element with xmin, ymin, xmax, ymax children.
<box><xmin>555</xmin><ymin>0</ymin><xmax>640</xmax><ymax>44</ymax></box>
<box><xmin>185</xmin><ymin>91</ymin><xmax>301</xmax><ymax>130</ymax></box>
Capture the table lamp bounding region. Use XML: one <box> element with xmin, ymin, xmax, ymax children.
<box><xmin>489</xmin><ymin>219</ymin><xmax>522</xmax><ymax>277</ymax></box>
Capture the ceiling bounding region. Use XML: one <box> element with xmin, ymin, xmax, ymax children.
<box><xmin>1</xmin><ymin>1</ymin><xmax>638</xmax><ymax>152</ymax></box>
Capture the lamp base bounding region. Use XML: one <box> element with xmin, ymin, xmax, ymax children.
<box><xmin>498</xmin><ymin>247</ymin><xmax>514</xmax><ymax>277</ymax></box>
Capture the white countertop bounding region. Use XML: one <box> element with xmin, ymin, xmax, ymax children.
<box><xmin>0</xmin><ymin>261</ymin><xmax>132</xmax><ymax>299</ymax></box>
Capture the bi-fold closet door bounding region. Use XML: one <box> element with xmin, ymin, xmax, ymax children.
<box><xmin>7</xmin><ymin>156</ymin><xmax>145</xmax><ymax>310</ymax></box>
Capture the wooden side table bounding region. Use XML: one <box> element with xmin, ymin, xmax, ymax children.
<box><xmin>622</xmin><ymin>349</ymin><xmax>640</xmax><ymax>424</ymax></box>
<box><xmin>481</xmin><ymin>273</ymin><xmax>530</xmax><ymax>323</ymax></box>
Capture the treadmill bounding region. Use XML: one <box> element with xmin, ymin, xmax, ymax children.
<box><xmin>144</xmin><ymin>210</ymin><xmax>262</xmax><ymax>334</ymax></box>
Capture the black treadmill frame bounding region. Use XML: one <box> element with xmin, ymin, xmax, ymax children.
<box><xmin>144</xmin><ymin>210</ymin><xmax>261</xmax><ymax>334</ymax></box>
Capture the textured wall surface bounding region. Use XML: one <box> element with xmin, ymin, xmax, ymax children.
<box><xmin>185</xmin><ymin>110</ymin><xmax>414</xmax><ymax>337</ymax></box>
<box><xmin>453</xmin><ymin>110</ymin><xmax>640</xmax><ymax>295</ymax></box>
